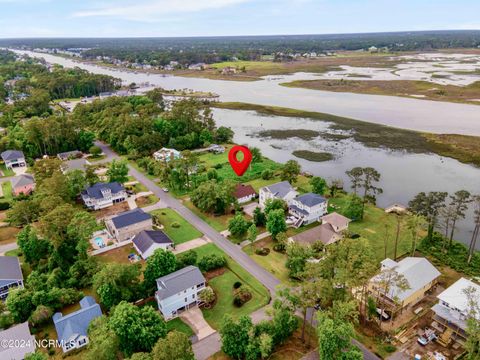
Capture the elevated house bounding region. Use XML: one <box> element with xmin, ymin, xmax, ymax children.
<box><xmin>81</xmin><ymin>182</ymin><xmax>127</xmax><ymax>210</ymax></box>
<box><xmin>368</xmin><ymin>257</ymin><xmax>441</xmax><ymax>318</ymax></box>
<box><xmin>153</xmin><ymin>148</ymin><xmax>181</xmax><ymax>163</ymax></box>
<box><xmin>0</xmin><ymin>256</ymin><xmax>24</xmax><ymax>301</ymax></box>
<box><xmin>233</xmin><ymin>184</ymin><xmax>257</xmax><ymax>204</ymax></box>
<box><xmin>1</xmin><ymin>150</ymin><xmax>26</xmax><ymax>169</ymax></box>
<box><xmin>431</xmin><ymin>277</ymin><xmax>480</xmax><ymax>346</ymax></box>
<box><xmin>155</xmin><ymin>266</ymin><xmax>206</xmax><ymax>320</ymax></box>
<box><xmin>53</xmin><ymin>296</ymin><xmax>102</xmax><ymax>353</ymax></box>
<box><xmin>61</xmin><ymin>158</ymin><xmax>91</xmax><ymax>174</ymax></box>
<box><xmin>57</xmin><ymin>150</ymin><xmax>83</xmax><ymax>161</ymax></box>
<box><xmin>0</xmin><ymin>322</ymin><xmax>36</xmax><ymax>359</ymax></box>
<box><xmin>288</xmin><ymin>193</ymin><xmax>328</xmax><ymax>227</ymax></box>
<box><xmin>289</xmin><ymin>212</ymin><xmax>350</xmax><ymax>246</ymax></box>
<box><xmin>259</xmin><ymin>181</ymin><xmax>298</xmax><ymax>208</ymax></box>
<box><xmin>133</xmin><ymin>230</ymin><xmax>174</xmax><ymax>259</ymax></box>
<box><xmin>106</xmin><ymin>208</ymin><xmax>153</xmax><ymax>242</ymax></box>
<box><xmin>10</xmin><ymin>174</ymin><xmax>35</xmax><ymax>196</ymax></box>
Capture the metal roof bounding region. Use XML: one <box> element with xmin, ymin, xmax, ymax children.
<box><xmin>1</xmin><ymin>150</ymin><xmax>24</xmax><ymax>161</ymax></box>
<box><xmin>133</xmin><ymin>230</ymin><xmax>173</xmax><ymax>254</ymax></box>
<box><xmin>295</xmin><ymin>193</ymin><xmax>326</xmax><ymax>207</ymax></box>
<box><xmin>0</xmin><ymin>256</ymin><xmax>23</xmax><ymax>281</ymax></box>
<box><xmin>437</xmin><ymin>277</ymin><xmax>480</xmax><ymax>314</ymax></box>
<box><xmin>156</xmin><ymin>266</ymin><xmax>205</xmax><ymax>301</ymax></box>
<box><xmin>111</xmin><ymin>208</ymin><xmax>152</xmax><ymax>229</ymax></box>
<box><xmin>263</xmin><ymin>181</ymin><xmax>294</xmax><ymax>199</ymax></box>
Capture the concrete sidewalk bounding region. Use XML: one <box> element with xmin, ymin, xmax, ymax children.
<box><xmin>172</xmin><ymin>236</ymin><xmax>211</xmax><ymax>255</ymax></box>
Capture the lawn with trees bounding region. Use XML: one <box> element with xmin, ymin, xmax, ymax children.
<box><xmin>151</xmin><ymin>209</ymin><xmax>202</xmax><ymax>245</ymax></box>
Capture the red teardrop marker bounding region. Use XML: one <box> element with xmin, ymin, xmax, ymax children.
<box><xmin>228</xmin><ymin>145</ymin><xmax>252</xmax><ymax>176</ymax></box>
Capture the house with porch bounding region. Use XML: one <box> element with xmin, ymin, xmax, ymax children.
<box><xmin>259</xmin><ymin>181</ymin><xmax>298</xmax><ymax>208</ymax></box>
<box><xmin>81</xmin><ymin>182</ymin><xmax>127</xmax><ymax>210</ymax></box>
<box><xmin>0</xmin><ymin>256</ymin><xmax>24</xmax><ymax>301</ymax></box>
<box><xmin>10</xmin><ymin>174</ymin><xmax>35</xmax><ymax>196</ymax></box>
<box><xmin>1</xmin><ymin>150</ymin><xmax>26</xmax><ymax>169</ymax></box>
<box><xmin>368</xmin><ymin>257</ymin><xmax>441</xmax><ymax>319</ymax></box>
<box><xmin>153</xmin><ymin>148</ymin><xmax>181</xmax><ymax>163</ymax></box>
<box><xmin>53</xmin><ymin>296</ymin><xmax>102</xmax><ymax>353</ymax></box>
<box><xmin>156</xmin><ymin>266</ymin><xmax>206</xmax><ymax>320</ymax></box>
<box><xmin>288</xmin><ymin>193</ymin><xmax>328</xmax><ymax>227</ymax></box>
<box><xmin>431</xmin><ymin>277</ymin><xmax>480</xmax><ymax>346</ymax></box>
<box><xmin>133</xmin><ymin>230</ymin><xmax>174</xmax><ymax>259</ymax></box>
<box><xmin>0</xmin><ymin>322</ymin><xmax>36</xmax><ymax>359</ymax></box>
<box><xmin>106</xmin><ymin>208</ymin><xmax>153</xmax><ymax>242</ymax></box>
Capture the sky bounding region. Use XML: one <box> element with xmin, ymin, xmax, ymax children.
<box><xmin>1</xmin><ymin>0</ymin><xmax>480</xmax><ymax>38</ymax></box>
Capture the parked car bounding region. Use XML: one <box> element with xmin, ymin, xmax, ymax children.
<box><xmin>376</xmin><ymin>308</ymin><xmax>390</xmax><ymax>321</ymax></box>
<box><xmin>417</xmin><ymin>328</ymin><xmax>436</xmax><ymax>345</ymax></box>
<box><xmin>162</xmin><ymin>187</ymin><xmax>169</xmax><ymax>192</ymax></box>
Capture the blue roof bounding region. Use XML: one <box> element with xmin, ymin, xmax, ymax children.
<box><xmin>295</xmin><ymin>193</ymin><xmax>326</xmax><ymax>207</ymax></box>
<box><xmin>82</xmin><ymin>182</ymin><xmax>125</xmax><ymax>200</ymax></box>
<box><xmin>111</xmin><ymin>208</ymin><xmax>152</xmax><ymax>229</ymax></box>
<box><xmin>53</xmin><ymin>296</ymin><xmax>102</xmax><ymax>344</ymax></box>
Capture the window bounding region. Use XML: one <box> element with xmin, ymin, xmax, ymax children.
<box><xmin>185</xmin><ymin>297</ymin><xmax>187</xmax><ymax>302</ymax></box>
<box><xmin>192</xmin><ymin>294</ymin><xmax>195</xmax><ymax>299</ymax></box>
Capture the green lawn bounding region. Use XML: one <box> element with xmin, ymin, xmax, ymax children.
<box><xmin>151</xmin><ymin>209</ymin><xmax>202</xmax><ymax>245</ymax></box>
<box><xmin>166</xmin><ymin>317</ymin><xmax>195</xmax><ymax>337</ymax></box>
<box><xmin>191</xmin><ymin>243</ymin><xmax>270</xmax><ymax>329</ymax></box>
<box><xmin>329</xmin><ymin>194</ymin><xmax>413</xmax><ymax>262</ymax></box>
<box><xmin>183</xmin><ymin>199</ymin><xmax>231</xmax><ymax>232</ymax></box>
<box><xmin>1</xmin><ymin>181</ymin><xmax>13</xmax><ymax>202</ymax></box>
<box><xmin>0</xmin><ymin>164</ymin><xmax>14</xmax><ymax>177</ymax></box>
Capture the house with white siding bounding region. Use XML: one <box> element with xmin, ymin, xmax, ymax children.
<box><xmin>259</xmin><ymin>181</ymin><xmax>298</xmax><ymax>208</ymax></box>
<box><xmin>0</xmin><ymin>256</ymin><xmax>24</xmax><ymax>301</ymax></box>
<box><xmin>288</xmin><ymin>193</ymin><xmax>328</xmax><ymax>227</ymax></box>
<box><xmin>81</xmin><ymin>182</ymin><xmax>127</xmax><ymax>210</ymax></box>
<box><xmin>1</xmin><ymin>150</ymin><xmax>26</xmax><ymax>169</ymax></box>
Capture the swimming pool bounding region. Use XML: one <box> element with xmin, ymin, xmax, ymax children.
<box><xmin>94</xmin><ymin>237</ymin><xmax>105</xmax><ymax>247</ymax></box>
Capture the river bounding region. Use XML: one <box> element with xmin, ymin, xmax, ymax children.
<box><xmin>12</xmin><ymin>50</ymin><xmax>480</xmax><ymax>248</ymax></box>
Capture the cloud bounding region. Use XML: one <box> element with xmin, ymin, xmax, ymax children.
<box><xmin>72</xmin><ymin>0</ymin><xmax>253</xmax><ymax>21</ymax></box>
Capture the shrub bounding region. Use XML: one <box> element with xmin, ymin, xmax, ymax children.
<box><xmin>89</xmin><ymin>145</ymin><xmax>102</xmax><ymax>157</ymax></box>
<box><xmin>198</xmin><ymin>286</ymin><xmax>216</xmax><ymax>308</ymax></box>
<box><xmin>176</xmin><ymin>250</ymin><xmax>198</xmax><ymax>270</ymax></box>
<box><xmin>233</xmin><ymin>286</ymin><xmax>252</xmax><ymax>307</ymax></box>
<box><xmin>254</xmin><ymin>247</ymin><xmax>270</xmax><ymax>256</ymax></box>
<box><xmin>383</xmin><ymin>344</ymin><xmax>396</xmax><ymax>353</ymax></box>
<box><xmin>171</xmin><ymin>222</ymin><xmax>180</xmax><ymax>228</ymax></box>
<box><xmin>0</xmin><ymin>202</ymin><xmax>10</xmax><ymax>210</ymax></box>
<box><xmin>233</xmin><ymin>281</ymin><xmax>242</xmax><ymax>289</ymax></box>
<box><xmin>198</xmin><ymin>254</ymin><xmax>227</xmax><ymax>272</ymax></box>
<box><xmin>214</xmin><ymin>163</ymin><xmax>223</xmax><ymax>169</ymax></box>
<box><xmin>29</xmin><ymin>305</ymin><xmax>53</xmax><ymax>326</ymax></box>
<box><xmin>261</xmin><ymin>169</ymin><xmax>274</xmax><ymax>180</ymax></box>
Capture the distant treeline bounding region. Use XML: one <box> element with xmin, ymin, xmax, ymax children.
<box><xmin>1</xmin><ymin>30</ymin><xmax>480</xmax><ymax>65</ymax></box>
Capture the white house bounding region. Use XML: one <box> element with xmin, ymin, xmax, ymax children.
<box><xmin>81</xmin><ymin>182</ymin><xmax>127</xmax><ymax>210</ymax></box>
<box><xmin>133</xmin><ymin>230</ymin><xmax>174</xmax><ymax>259</ymax></box>
<box><xmin>289</xmin><ymin>193</ymin><xmax>328</xmax><ymax>227</ymax></box>
<box><xmin>53</xmin><ymin>296</ymin><xmax>102</xmax><ymax>353</ymax></box>
<box><xmin>259</xmin><ymin>181</ymin><xmax>298</xmax><ymax>208</ymax></box>
<box><xmin>156</xmin><ymin>266</ymin><xmax>206</xmax><ymax>320</ymax></box>
<box><xmin>153</xmin><ymin>148</ymin><xmax>181</xmax><ymax>163</ymax></box>
<box><xmin>233</xmin><ymin>184</ymin><xmax>257</xmax><ymax>204</ymax></box>
<box><xmin>0</xmin><ymin>256</ymin><xmax>24</xmax><ymax>301</ymax></box>
<box><xmin>1</xmin><ymin>150</ymin><xmax>26</xmax><ymax>169</ymax></box>
<box><xmin>431</xmin><ymin>277</ymin><xmax>480</xmax><ymax>344</ymax></box>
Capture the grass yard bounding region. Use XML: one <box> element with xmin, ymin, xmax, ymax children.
<box><xmin>135</xmin><ymin>194</ymin><xmax>159</xmax><ymax>208</ymax></box>
<box><xmin>0</xmin><ymin>164</ymin><xmax>14</xmax><ymax>177</ymax></box>
<box><xmin>329</xmin><ymin>194</ymin><xmax>412</xmax><ymax>262</ymax></box>
<box><xmin>151</xmin><ymin>208</ymin><xmax>202</xmax><ymax>244</ymax></box>
<box><xmin>191</xmin><ymin>243</ymin><xmax>270</xmax><ymax>329</ymax></box>
<box><xmin>0</xmin><ymin>226</ymin><xmax>20</xmax><ymax>246</ymax></box>
<box><xmin>243</xmin><ymin>237</ymin><xmax>293</xmax><ymax>286</ymax></box>
<box><xmin>183</xmin><ymin>199</ymin><xmax>231</xmax><ymax>232</ymax></box>
<box><xmin>96</xmin><ymin>244</ymin><xmax>141</xmax><ymax>265</ymax></box>
<box><xmin>1</xmin><ymin>181</ymin><xmax>13</xmax><ymax>202</ymax></box>
<box><xmin>166</xmin><ymin>317</ymin><xmax>195</xmax><ymax>337</ymax></box>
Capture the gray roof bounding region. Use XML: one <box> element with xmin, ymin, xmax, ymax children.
<box><xmin>0</xmin><ymin>322</ymin><xmax>35</xmax><ymax>360</ymax></box>
<box><xmin>62</xmin><ymin>158</ymin><xmax>89</xmax><ymax>172</ymax></box>
<box><xmin>289</xmin><ymin>204</ymin><xmax>309</xmax><ymax>216</ymax></box>
<box><xmin>295</xmin><ymin>193</ymin><xmax>326</xmax><ymax>207</ymax></box>
<box><xmin>0</xmin><ymin>256</ymin><xmax>23</xmax><ymax>281</ymax></box>
<box><xmin>291</xmin><ymin>223</ymin><xmax>340</xmax><ymax>246</ymax></box>
<box><xmin>82</xmin><ymin>182</ymin><xmax>124</xmax><ymax>200</ymax></box>
<box><xmin>133</xmin><ymin>230</ymin><xmax>173</xmax><ymax>254</ymax></box>
<box><xmin>374</xmin><ymin>257</ymin><xmax>441</xmax><ymax>302</ymax></box>
<box><xmin>156</xmin><ymin>266</ymin><xmax>205</xmax><ymax>301</ymax></box>
<box><xmin>57</xmin><ymin>150</ymin><xmax>82</xmax><ymax>161</ymax></box>
<box><xmin>263</xmin><ymin>181</ymin><xmax>294</xmax><ymax>199</ymax></box>
<box><xmin>10</xmin><ymin>174</ymin><xmax>35</xmax><ymax>189</ymax></box>
<box><xmin>53</xmin><ymin>296</ymin><xmax>102</xmax><ymax>345</ymax></box>
<box><xmin>111</xmin><ymin>208</ymin><xmax>152</xmax><ymax>229</ymax></box>
<box><xmin>1</xmin><ymin>150</ymin><xmax>24</xmax><ymax>161</ymax></box>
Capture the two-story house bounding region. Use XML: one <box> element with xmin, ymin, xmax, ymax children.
<box><xmin>431</xmin><ymin>277</ymin><xmax>480</xmax><ymax>346</ymax></box>
<box><xmin>289</xmin><ymin>192</ymin><xmax>328</xmax><ymax>227</ymax></box>
<box><xmin>81</xmin><ymin>182</ymin><xmax>127</xmax><ymax>210</ymax></box>
<box><xmin>259</xmin><ymin>181</ymin><xmax>298</xmax><ymax>208</ymax></box>
<box><xmin>368</xmin><ymin>257</ymin><xmax>441</xmax><ymax>319</ymax></box>
<box><xmin>0</xmin><ymin>256</ymin><xmax>24</xmax><ymax>301</ymax></box>
<box><xmin>53</xmin><ymin>296</ymin><xmax>102</xmax><ymax>353</ymax></box>
<box><xmin>1</xmin><ymin>150</ymin><xmax>26</xmax><ymax>169</ymax></box>
<box><xmin>156</xmin><ymin>266</ymin><xmax>206</xmax><ymax>320</ymax></box>
<box><xmin>106</xmin><ymin>208</ymin><xmax>153</xmax><ymax>242</ymax></box>
<box><xmin>153</xmin><ymin>148</ymin><xmax>181</xmax><ymax>163</ymax></box>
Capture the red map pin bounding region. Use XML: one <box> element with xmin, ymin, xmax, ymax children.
<box><xmin>228</xmin><ymin>145</ymin><xmax>252</xmax><ymax>176</ymax></box>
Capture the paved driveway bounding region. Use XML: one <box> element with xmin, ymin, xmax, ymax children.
<box><xmin>172</xmin><ymin>236</ymin><xmax>211</xmax><ymax>254</ymax></box>
<box><xmin>243</xmin><ymin>201</ymin><xmax>259</xmax><ymax>217</ymax></box>
<box><xmin>179</xmin><ymin>307</ymin><xmax>216</xmax><ymax>341</ymax></box>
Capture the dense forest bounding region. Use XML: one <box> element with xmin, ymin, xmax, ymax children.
<box><xmin>1</xmin><ymin>30</ymin><xmax>479</xmax><ymax>65</ymax></box>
